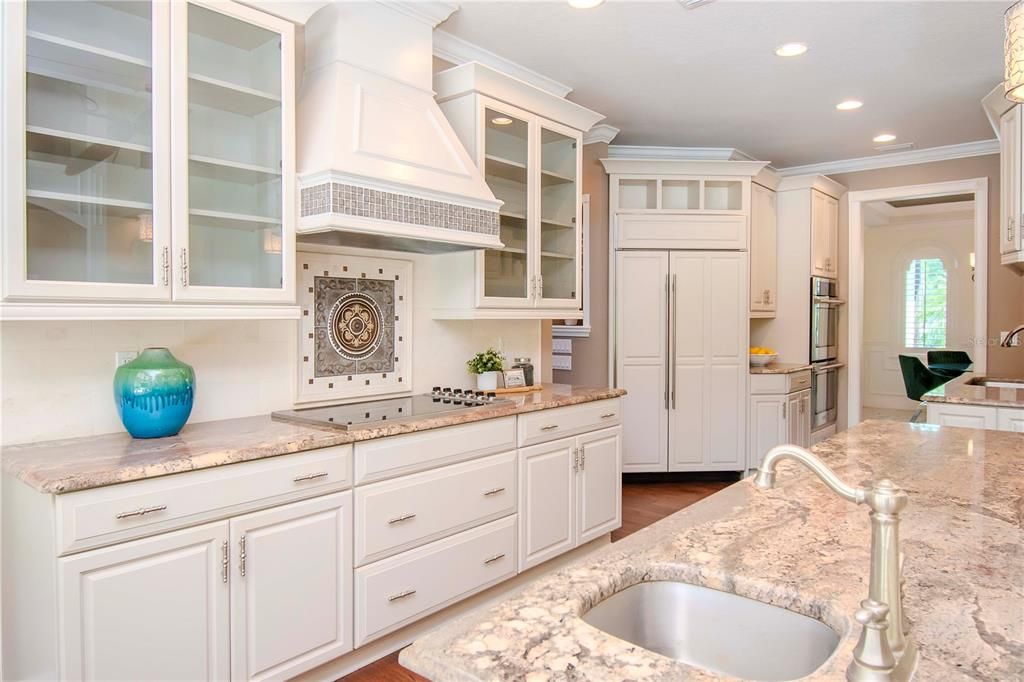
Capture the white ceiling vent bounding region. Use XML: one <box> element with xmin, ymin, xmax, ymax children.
<box><xmin>873</xmin><ymin>142</ymin><xmax>916</xmax><ymax>153</ymax></box>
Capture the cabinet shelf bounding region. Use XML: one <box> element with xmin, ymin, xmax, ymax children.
<box><xmin>188</xmin><ymin>73</ymin><xmax>281</xmax><ymax>116</ymax></box>
<box><xmin>27</xmin><ymin>125</ymin><xmax>152</xmax><ymax>154</ymax></box>
<box><xmin>484</xmin><ymin>154</ymin><xmax>575</xmax><ymax>187</ymax></box>
<box><xmin>189</xmin><ymin>208</ymin><xmax>280</xmax><ymax>231</ymax></box>
<box><xmin>27</xmin><ymin>189</ymin><xmax>152</xmax><ymax>212</ymax></box>
<box><xmin>542</xmin><ymin>217</ymin><xmax>574</xmax><ymax>228</ymax></box>
<box><xmin>27</xmin><ymin>30</ymin><xmax>151</xmax><ymax>92</ymax></box>
<box><xmin>189</xmin><ymin>155</ymin><xmax>281</xmax><ymax>183</ymax></box>
<box><xmin>541</xmin><ymin>251</ymin><xmax>574</xmax><ymax>261</ymax></box>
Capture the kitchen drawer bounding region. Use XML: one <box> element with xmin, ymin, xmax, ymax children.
<box><xmin>354</xmin><ymin>416</ymin><xmax>516</xmax><ymax>485</ymax></box>
<box><xmin>787</xmin><ymin>370</ymin><xmax>812</xmax><ymax>393</ymax></box>
<box><xmin>616</xmin><ymin>213</ymin><xmax>747</xmax><ymax>250</ymax></box>
<box><xmin>517</xmin><ymin>398</ymin><xmax>621</xmax><ymax>447</ymax></box>
<box><xmin>354</xmin><ymin>515</ymin><xmax>516</xmax><ymax>646</ymax></box>
<box><xmin>750</xmin><ymin>371</ymin><xmax>812</xmax><ymax>395</ymax></box>
<box><xmin>55</xmin><ymin>445</ymin><xmax>351</xmax><ymax>555</ymax></box>
<box><xmin>354</xmin><ymin>451</ymin><xmax>516</xmax><ymax>566</ymax></box>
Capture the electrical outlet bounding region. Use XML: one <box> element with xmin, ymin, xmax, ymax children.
<box><xmin>115</xmin><ymin>351</ymin><xmax>138</xmax><ymax>368</ymax></box>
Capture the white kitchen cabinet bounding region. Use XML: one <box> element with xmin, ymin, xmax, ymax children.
<box><xmin>576</xmin><ymin>427</ymin><xmax>623</xmax><ymax>545</ymax></box>
<box><xmin>997</xmin><ymin>408</ymin><xmax>1024</xmax><ymax>432</ymax></box>
<box><xmin>1</xmin><ymin>0</ymin><xmax>297</xmax><ymax>318</ymax></box>
<box><xmin>926</xmin><ymin>403</ymin><xmax>998</xmax><ymax>429</ymax></box>
<box><xmin>1000</xmin><ymin>106</ymin><xmax>1023</xmax><ymax>262</ymax></box>
<box><xmin>518</xmin><ymin>426</ymin><xmax>622</xmax><ymax>571</ymax></box>
<box><xmin>518</xmin><ymin>437</ymin><xmax>576</xmax><ymax>570</ymax></box>
<box><xmin>811</xmin><ymin>189</ymin><xmax>839</xmax><ymax>278</ymax></box>
<box><xmin>58</xmin><ymin>521</ymin><xmax>231</xmax><ymax>681</ymax></box>
<box><xmin>229</xmin><ymin>493</ymin><xmax>353</xmax><ymax>682</ymax></box>
<box><xmin>749</xmin><ymin>182</ymin><xmax>777</xmax><ymax>316</ymax></box>
<box><xmin>748</xmin><ymin>372</ymin><xmax>811</xmax><ymax>470</ymax></box>
<box><xmin>433</xmin><ymin>63</ymin><xmax>602</xmax><ymax>319</ymax></box>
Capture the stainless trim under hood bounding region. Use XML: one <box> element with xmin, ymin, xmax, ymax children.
<box><xmin>296</xmin><ymin>2</ymin><xmax>503</xmax><ymax>253</ymax></box>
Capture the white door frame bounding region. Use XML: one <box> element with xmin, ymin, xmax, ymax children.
<box><xmin>847</xmin><ymin>177</ymin><xmax>989</xmax><ymax>427</ymax></box>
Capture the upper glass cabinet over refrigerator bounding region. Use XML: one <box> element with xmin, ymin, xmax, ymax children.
<box><xmin>3</xmin><ymin>0</ymin><xmax>296</xmax><ymax>313</ymax></box>
<box><xmin>171</xmin><ymin>0</ymin><xmax>294</xmax><ymax>303</ymax></box>
<box><xmin>10</xmin><ymin>0</ymin><xmax>170</xmax><ymax>300</ymax></box>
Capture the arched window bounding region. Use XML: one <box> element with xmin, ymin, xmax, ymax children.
<box><xmin>904</xmin><ymin>257</ymin><xmax>948</xmax><ymax>349</ymax></box>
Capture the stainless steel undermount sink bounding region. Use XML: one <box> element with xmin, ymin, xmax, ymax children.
<box><xmin>582</xmin><ymin>581</ymin><xmax>840</xmax><ymax>681</ymax></box>
<box><xmin>966</xmin><ymin>377</ymin><xmax>1024</xmax><ymax>389</ymax></box>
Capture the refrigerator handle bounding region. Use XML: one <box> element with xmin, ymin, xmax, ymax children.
<box><xmin>671</xmin><ymin>273</ymin><xmax>677</xmax><ymax>410</ymax></box>
<box><xmin>665</xmin><ymin>273</ymin><xmax>671</xmax><ymax>411</ymax></box>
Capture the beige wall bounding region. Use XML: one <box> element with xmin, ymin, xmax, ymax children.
<box><xmin>553</xmin><ymin>141</ymin><xmax>610</xmax><ymax>387</ymax></box>
<box><xmin>831</xmin><ymin>153</ymin><xmax>1024</xmax><ymax>379</ymax></box>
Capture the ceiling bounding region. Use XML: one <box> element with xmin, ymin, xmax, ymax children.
<box><xmin>864</xmin><ymin>198</ymin><xmax>975</xmax><ymax>228</ymax></box>
<box><xmin>438</xmin><ymin>1</ymin><xmax>1006</xmax><ymax>168</ymax></box>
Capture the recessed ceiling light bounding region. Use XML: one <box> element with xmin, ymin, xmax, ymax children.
<box><xmin>873</xmin><ymin>133</ymin><xmax>897</xmax><ymax>143</ymax></box>
<box><xmin>775</xmin><ymin>42</ymin><xmax>808</xmax><ymax>57</ymax></box>
<box><xmin>568</xmin><ymin>0</ymin><xmax>604</xmax><ymax>8</ymax></box>
<box><xmin>836</xmin><ymin>100</ymin><xmax>863</xmax><ymax>111</ymax></box>
<box><xmin>491</xmin><ymin>116</ymin><xmax>514</xmax><ymax>126</ymax></box>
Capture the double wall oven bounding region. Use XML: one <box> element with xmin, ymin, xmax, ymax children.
<box><xmin>810</xmin><ymin>276</ymin><xmax>843</xmax><ymax>431</ymax></box>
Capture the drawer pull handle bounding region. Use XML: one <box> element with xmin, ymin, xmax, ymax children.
<box><xmin>599</xmin><ymin>413</ymin><xmax>616</xmax><ymax>419</ymax></box>
<box><xmin>483</xmin><ymin>553</ymin><xmax>506</xmax><ymax>565</ymax></box>
<box><xmin>388</xmin><ymin>513</ymin><xmax>417</xmax><ymax>525</ymax></box>
<box><xmin>540</xmin><ymin>424</ymin><xmax>559</xmax><ymax>431</ymax></box>
<box><xmin>483</xmin><ymin>487</ymin><xmax>506</xmax><ymax>496</ymax></box>
<box><xmin>115</xmin><ymin>505</ymin><xmax>167</xmax><ymax>520</ymax></box>
<box><xmin>293</xmin><ymin>471</ymin><xmax>329</xmax><ymax>483</ymax></box>
<box><xmin>388</xmin><ymin>589</ymin><xmax>417</xmax><ymax>602</ymax></box>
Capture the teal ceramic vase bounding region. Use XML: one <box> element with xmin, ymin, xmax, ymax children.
<box><xmin>114</xmin><ymin>348</ymin><xmax>195</xmax><ymax>439</ymax></box>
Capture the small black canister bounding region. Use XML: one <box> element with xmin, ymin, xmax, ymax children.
<box><xmin>512</xmin><ymin>357</ymin><xmax>534</xmax><ymax>386</ymax></box>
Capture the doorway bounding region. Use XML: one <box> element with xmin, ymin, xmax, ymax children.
<box><xmin>846</xmin><ymin>179</ymin><xmax>988</xmax><ymax>427</ymax></box>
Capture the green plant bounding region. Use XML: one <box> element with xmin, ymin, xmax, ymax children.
<box><xmin>466</xmin><ymin>347</ymin><xmax>504</xmax><ymax>374</ymax></box>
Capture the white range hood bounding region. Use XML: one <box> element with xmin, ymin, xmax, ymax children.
<box><xmin>296</xmin><ymin>2</ymin><xmax>503</xmax><ymax>253</ymax></box>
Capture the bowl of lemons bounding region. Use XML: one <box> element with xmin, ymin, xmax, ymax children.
<box><xmin>749</xmin><ymin>347</ymin><xmax>778</xmax><ymax>367</ymax></box>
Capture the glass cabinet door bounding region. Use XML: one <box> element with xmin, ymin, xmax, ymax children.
<box><xmin>173</xmin><ymin>1</ymin><xmax>292</xmax><ymax>302</ymax></box>
<box><xmin>17</xmin><ymin>0</ymin><xmax>170</xmax><ymax>299</ymax></box>
<box><xmin>480</xmin><ymin>107</ymin><xmax>532</xmax><ymax>304</ymax></box>
<box><xmin>538</xmin><ymin>125</ymin><xmax>579</xmax><ymax>304</ymax></box>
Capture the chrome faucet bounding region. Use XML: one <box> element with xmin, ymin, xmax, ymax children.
<box><xmin>754</xmin><ymin>445</ymin><xmax>918</xmax><ymax>682</ymax></box>
<box><xmin>1001</xmin><ymin>323</ymin><xmax>1024</xmax><ymax>347</ymax></box>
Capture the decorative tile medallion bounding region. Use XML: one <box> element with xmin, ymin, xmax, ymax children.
<box><xmin>296</xmin><ymin>251</ymin><xmax>411</xmax><ymax>404</ymax></box>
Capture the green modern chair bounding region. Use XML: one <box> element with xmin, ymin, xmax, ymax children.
<box><xmin>899</xmin><ymin>355</ymin><xmax>951</xmax><ymax>422</ymax></box>
<box><xmin>926</xmin><ymin>350</ymin><xmax>973</xmax><ymax>379</ymax></box>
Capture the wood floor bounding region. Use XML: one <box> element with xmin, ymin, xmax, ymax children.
<box><xmin>339</xmin><ymin>476</ymin><xmax>734</xmax><ymax>681</ymax></box>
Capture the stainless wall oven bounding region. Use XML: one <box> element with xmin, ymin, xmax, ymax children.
<box><xmin>811</xmin><ymin>277</ymin><xmax>841</xmax><ymax>363</ymax></box>
<box><xmin>811</xmin><ymin>363</ymin><xmax>841</xmax><ymax>430</ymax></box>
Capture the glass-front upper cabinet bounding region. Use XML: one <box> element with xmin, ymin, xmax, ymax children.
<box><xmin>482</xmin><ymin>107</ymin><xmax>532</xmax><ymax>305</ymax></box>
<box><xmin>4</xmin><ymin>0</ymin><xmax>296</xmax><ymax>310</ymax></box>
<box><xmin>538</xmin><ymin>124</ymin><xmax>580</xmax><ymax>305</ymax></box>
<box><xmin>10</xmin><ymin>0</ymin><xmax>171</xmax><ymax>300</ymax></box>
<box><xmin>171</xmin><ymin>1</ymin><xmax>294</xmax><ymax>303</ymax></box>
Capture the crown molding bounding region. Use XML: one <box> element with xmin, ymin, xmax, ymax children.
<box><xmin>777</xmin><ymin>139</ymin><xmax>1000</xmax><ymax>177</ymax></box>
<box><xmin>606</xmin><ymin>145</ymin><xmax>760</xmax><ymax>162</ymax></box>
<box><xmin>583</xmin><ymin>124</ymin><xmax>620</xmax><ymax>145</ymax></box>
<box><xmin>383</xmin><ymin>1</ymin><xmax>458</xmax><ymax>27</ymax></box>
<box><xmin>776</xmin><ymin>173</ymin><xmax>848</xmax><ymax>198</ymax></box>
<box><xmin>600</xmin><ymin>157</ymin><xmax>769</xmax><ymax>177</ymax></box>
<box><xmin>432</xmin><ymin>30</ymin><xmax>573</xmax><ymax>98</ymax></box>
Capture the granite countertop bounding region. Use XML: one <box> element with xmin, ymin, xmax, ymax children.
<box><xmin>1</xmin><ymin>384</ymin><xmax>624</xmax><ymax>495</ymax></box>
<box><xmin>401</xmin><ymin>421</ymin><xmax>1024</xmax><ymax>681</ymax></box>
<box><xmin>749</xmin><ymin>362</ymin><xmax>813</xmax><ymax>375</ymax></box>
<box><xmin>923</xmin><ymin>371</ymin><xmax>1024</xmax><ymax>408</ymax></box>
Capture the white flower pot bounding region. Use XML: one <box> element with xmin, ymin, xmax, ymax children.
<box><xmin>476</xmin><ymin>371</ymin><xmax>500</xmax><ymax>391</ymax></box>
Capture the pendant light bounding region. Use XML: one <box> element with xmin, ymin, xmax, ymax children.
<box><xmin>1006</xmin><ymin>1</ymin><xmax>1024</xmax><ymax>101</ymax></box>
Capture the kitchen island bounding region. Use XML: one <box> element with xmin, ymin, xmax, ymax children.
<box><xmin>923</xmin><ymin>371</ymin><xmax>1024</xmax><ymax>431</ymax></box>
<box><xmin>401</xmin><ymin>420</ymin><xmax>1024</xmax><ymax>681</ymax></box>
